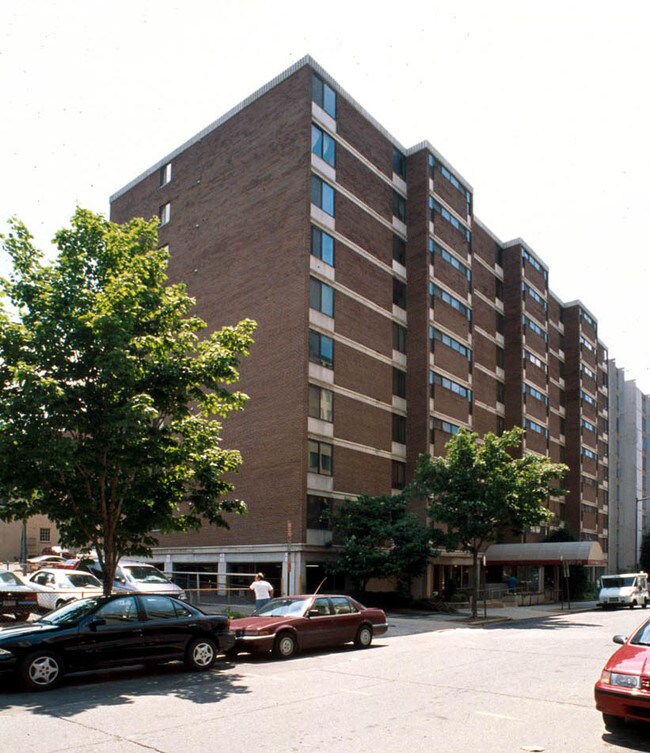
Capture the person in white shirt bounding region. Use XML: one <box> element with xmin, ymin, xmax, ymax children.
<box><xmin>250</xmin><ymin>572</ymin><xmax>274</xmax><ymax>609</ymax></box>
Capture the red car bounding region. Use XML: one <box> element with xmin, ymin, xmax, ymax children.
<box><xmin>594</xmin><ymin>617</ymin><xmax>650</xmax><ymax>730</ymax></box>
<box><xmin>229</xmin><ymin>594</ymin><xmax>388</xmax><ymax>659</ymax></box>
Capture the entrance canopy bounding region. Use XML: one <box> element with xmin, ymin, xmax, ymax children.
<box><xmin>485</xmin><ymin>541</ymin><xmax>605</xmax><ymax>566</ymax></box>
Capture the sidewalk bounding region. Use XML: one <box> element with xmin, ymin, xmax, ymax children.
<box><xmin>198</xmin><ymin>597</ymin><xmax>599</xmax><ymax>624</ymax></box>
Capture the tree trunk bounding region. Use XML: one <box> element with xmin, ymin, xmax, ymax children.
<box><xmin>471</xmin><ymin>549</ymin><xmax>479</xmax><ymax>620</ymax></box>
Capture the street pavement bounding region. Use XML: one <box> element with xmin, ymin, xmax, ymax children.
<box><xmin>2</xmin><ymin>602</ymin><xmax>649</xmax><ymax>753</ymax></box>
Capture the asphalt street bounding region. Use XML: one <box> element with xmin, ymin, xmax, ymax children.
<box><xmin>1</xmin><ymin>607</ymin><xmax>649</xmax><ymax>753</ymax></box>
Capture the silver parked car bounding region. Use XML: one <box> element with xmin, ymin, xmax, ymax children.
<box><xmin>76</xmin><ymin>559</ymin><xmax>187</xmax><ymax>599</ymax></box>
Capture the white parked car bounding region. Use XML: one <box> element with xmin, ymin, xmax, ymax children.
<box><xmin>76</xmin><ymin>559</ymin><xmax>186</xmax><ymax>599</ymax></box>
<box><xmin>27</xmin><ymin>568</ymin><xmax>103</xmax><ymax>611</ymax></box>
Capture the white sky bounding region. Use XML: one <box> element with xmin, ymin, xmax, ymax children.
<box><xmin>1</xmin><ymin>0</ymin><xmax>649</xmax><ymax>391</ymax></box>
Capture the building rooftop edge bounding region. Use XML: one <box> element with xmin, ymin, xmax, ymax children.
<box><xmin>110</xmin><ymin>54</ymin><xmax>473</xmax><ymax>204</ymax></box>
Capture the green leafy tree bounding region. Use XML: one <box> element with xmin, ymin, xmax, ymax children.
<box><xmin>408</xmin><ymin>427</ymin><xmax>567</xmax><ymax>618</ymax></box>
<box><xmin>329</xmin><ymin>494</ymin><xmax>435</xmax><ymax>596</ymax></box>
<box><xmin>0</xmin><ymin>208</ymin><xmax>256</xmax><ymax>594</ymax></box>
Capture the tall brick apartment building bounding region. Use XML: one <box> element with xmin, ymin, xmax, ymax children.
<box><xmin>110</xmin><ymin>56</ymin><xmax>609</xmax><ymax>595</ymax></box>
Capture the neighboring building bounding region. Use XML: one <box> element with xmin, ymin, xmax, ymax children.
<box><xmin>0</xmin><ymin>516</ymin><xmax>60</xmax><ymax>565</ymax></box>
<box><xmin>608</xmin><ymin>361</ymin><xmax>650</xmax><ymax>571</ymax></box>
<box><xmin>110</xmin><ymin>56</ymin><xmax>609</xmax><ymax>595</ymax></box>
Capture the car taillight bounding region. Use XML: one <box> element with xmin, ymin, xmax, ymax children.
<box><xmin>225</xmin><ymin>618</ymin><xmax>231</xmax><ymax>630</ymax></box>
<box><xmin>25</xmin><ymin>593</ymin><xmax>37</xmax><ymax>603</ymax></box>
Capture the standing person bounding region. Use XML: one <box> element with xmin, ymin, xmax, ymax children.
<box><xmin>250</xmin><ymin>572</ymin><xmax>274</xmax><ymax>610</ymax></box>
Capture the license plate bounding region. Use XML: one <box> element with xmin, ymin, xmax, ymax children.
<box><xmin>2</xmin><ymin>599</ymin><xmax>16</xmax><ymax>606</ymax></box>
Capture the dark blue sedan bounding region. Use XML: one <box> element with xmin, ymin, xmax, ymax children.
<box><xmin>0</xmin><ymin>593</ymin><xmax>234</xmax><ymax>691</ymax></box>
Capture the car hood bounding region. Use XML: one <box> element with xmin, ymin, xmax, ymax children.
<box><xmin>230</xmin><ymin>615</ymin><xmax>302</xmax><ymax>631</ymax></box>
<box><xmin>606</xmin><ymin>644</ymin><xmax>650</xmax><ymax>675</ymax></box>
<box><xmin>0</xmin><ymin>621</ymin><xmax>61</xmax><ymax>641</ymax></box>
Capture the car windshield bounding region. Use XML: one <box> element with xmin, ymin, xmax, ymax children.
<box><xmin>253</xmin><ymin>597</ymin><xmax>311</xmax><ymax>617</ymax></box>
<box><xmin>631</xmin><ymin>621</ymin><xmax>650</xmax><ymax>646</ymax></box>
<box><xmin>0</xmin><ymin>571</ymin><xmax>21</xmax><ymax>586</ymax></box>
<box><xmin>40</xmin><ymin>597</ymin><xmax>104</xmax><ymax>625</ymax></box>
<box><xmin>601</xmin><ymin>577</ymin><xmax>636</xmax><ymax>588</ymax></box>
<box><xmin>66</xmin><ymin>573</ymin><xmax>102</xmax><ymax>588</ymax></box>
<box><xmin>123</xmin><ymin>566</ymin><xmax>170</xmax><ymax>584</ymax></box>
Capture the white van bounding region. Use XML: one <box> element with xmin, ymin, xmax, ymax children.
<box><xmin>77</xmin><ymin>559</ymin><xmax>187</xmax><ymax>600</ymax></box>
<box><xmin>598</xmin><ymin>572</ymin><xmax>648</xmax><ymax>609</ymax></box>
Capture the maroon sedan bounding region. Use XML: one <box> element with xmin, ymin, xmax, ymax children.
<box><xmin>229</xmin><ymin>594</ymin><xmax>388</xmax><ymax>659</ymax></box>
<box><xmin>594</xmin><ymin>617</ymin><xmax>650</xmax><ymax>730</ymax></box>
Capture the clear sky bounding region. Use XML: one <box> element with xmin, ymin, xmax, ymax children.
<box><xmin>2</xmin><ymin>0</ymin><xmax>649</xmax><ymax>391</ymax></box>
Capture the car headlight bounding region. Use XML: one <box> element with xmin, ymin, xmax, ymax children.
<box><xmin>601</xmin><ymin>670</ymin><xmax>641</xmax><ymax>689</ymax></box>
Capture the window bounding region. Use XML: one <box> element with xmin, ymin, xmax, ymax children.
<box><xmin>523</xmin><ymin>383</ymin><xmax>548</xmax><ymax>404</ymax></box>
<box><xmin>39</xmin><ymin>528</ymin><xmax>50</xmax><ymax>543</ymax></box>
<box><xmin>428</xmin><ymin>239</ymin><xmax>471</xmax><ymax>280</ymax></box>
<box><xmin>497</xmin><ymin>382</ymin><xmax>505</xmax><ymax>403</ymax></box>
<box><xmin>309</xmin><ymin>277</ymin><xmax>334</xmax><ymax>317</ymax></box>
<box><xmin>393</xmin><ymin>191</ymin><xmax>406</xmax><ymax>222</ymax></box>
<box><xmin>142</xmin><ymin>595</ymin><xmax>181</xmax><ymax>620</ymax></box>
<box><xmin>429</xmin><ymin>197</ymin><xmax>471</xmax><ymax>241</ymax></box>
<box><xmin>393</xmin><ymin>278</ymin><xmax>407</xmax><ymax>309</ymax></box>
<box><xmin>393</xmin><ymin>235</ymin><xmax>406</xmax><ymax>265</ymax></box>
<box><xmin>307</xmin><ymin>495</ymin><xmax>333</xmax><ymax>529</ymax></box>
<box><xmin>331</xmin><ymin>596</ymin><xmax>354</xmax><ymax>614</ymax></box>
<box><xmin>312</xmin><ymin>73</ymin><xmax>336</xmax><ymax>118</ymax></box>
<box><xmin>311</xmin><ymin>175</ymin><xmax>335</xmax><ymax>216</ymax></box>
<box><xmin>159</xmin><ymin>202</ymin><xmax>170</xmax><ymax>226</ymax></box>
<box><xmin>311</xmin><ymin>226</ymin><xmax>334</xmax><ymax>266</ymax></box>
<box><xmin>308</xmin><ymin>439</ymin><xmax>333</xmax><ymax>475</ymax></box>
<box><xmin>581</xmin><ymin>364</ymin><xmax>596</xmax><ymax>380</ymax></box>
<box><xmin>429</xmin><ymin>326</ymin><xmax>471</xmax><ymax>360</ymax></box>
<box><xmin>496</xmin><ymin>416</ymin><xmax>505</xmax><ymax>436</ymax></box>
<box><xmin>523</xmin><ymin>315</ymin><xmax>547</xmax><ymax>341</ymax></box>
<box><xmin>522</xmin><ymin>282</ymin><xmax>547</xmax><ymax>310</ymax></box>
<box><xmin>311</xmin><ymin>124</ymin><xmax>336</xmax><ymax>166</ymax></box>
<box><xmin>429</xmin><ymin>283</ymin><xmax>471</xmax><ymax>320</ymax></box>
<box><xmin>496</xmin><ymin>312</ymin><xmax>504</xmax><ymax>334</ymax></box>
<box><xmin>392</xmin><ymin>367</ymin><xmax>406</xmax><ymax>398</ymax></box>
<box><xmin>309</xmin><ymin>384</ymin><xmax>333</xmax><ymax>422</ymax></box>
<box><xmin>430</xmin><ymin>371</ymin><xmax>472</xmax><ymax>401</ymax></box>
<box><xmin>496</xmin><ymin>346</ymin><xmax>504</xmax><ymax>368</ymax></box>
<box><xmin>581</xmin><ymin>418</ymin><xmax>597</xmax><ymax>433</ymax></box>
<box><xmin>393</xmin><ymin>322</ymin><xmax>407</xmax><ymax>354</ymax></box>
<box><xmin>431</xmin><ymin>417</ymin><xmax>460</xmax><ymax>442</ymax></box>
<box><xmin>96</xmin><ymin>597</ymin><xmax>139</xmax><ymax>625</ymax></box>
<box><xmin>392</xmin><ymin>147</ymin><xmax>406</xmax><ymax>178</ymax></box>
<box><xmin>581</xmin><ymin>446</ymin><xmax>597</xmax><ymax>460</ymax></box>
<box><xmin>521</xmin><ymin>248</ymin><xmax>548</xmax><ymax>280</ymax></box>
<box><xmin>495</xmin><ymin>279</ymin><xmax>503</xmax><ymax>300</ymax></box>
<box><xmin>580</xmin><ymin>390</ymin><xmax>597</xmax><ymax>407</ymax></box>
<box><xmin>392</xmin><ymin>460</ymin><xmax>406</xmax><ymax>489</ymax></box>
<box><xmin>523</xmin><ymin>418</ymin><xmax>548</xmax><ymax>437</ymax></box>
<box><xmin>309</xmin><ymin>330</ymin><xmax>334</xmax><ymax>368</ymax></box>
<box><xmin>159</xmin><ymin>162</ymin><xmax>172</xmax><ymax>186</ymax></box>
<box><xmin>524</xmin><ymin>349</ymin><xmax>545</xmax><ymax>370</ymax></box>
<box><xmin>392</xmin><ymin>413</ymin><xmax>406</xmax><ymax>444</ymax></box>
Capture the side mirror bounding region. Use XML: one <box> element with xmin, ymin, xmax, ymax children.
<box><xmin>613</xmin><ymin>634</ymin><xmax>627</xmax><ymax>645</ymax></box>
<box><xmin>89</xmin><ymin>618</ymin><xmax>106</xmax><ymax>631</ymax></box>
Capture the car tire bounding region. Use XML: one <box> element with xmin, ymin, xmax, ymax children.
<box><xmin>273</xmin><ymin>632</ymin><xmax>297</xmax><ymax>659</ymax></box>
<box><xmin>643</xmin><ymin>598</ymin><xmax>648</xmax><ymax>609</ymax></box>
<box><xmin>185</xmin><ymin>637</ymin><xmax>217</xmax><ymax>671</ymax></box>
<box><xmin>354</xmin><ymin>625</ymin><xmax>373</xmax><ymax>649</ymax></box>
<box><xmin>55</xmin><ymin>599</ymin><xmax>69</xmax><ymax>610</ymax></box>
<box><xmin>602</xmin><ymin>713</ymin><xmax>625</xmax><ymax>731</ymax></box>
<box><xmin>19</xmin><ymin>651</ymin><xmax>64</xmax><ymax>692</ymax></box>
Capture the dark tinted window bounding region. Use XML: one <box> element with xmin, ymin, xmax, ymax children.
<box><xmin>96</xmin><ymin>597</ymin><xmax>139</xmax><ymax>625</ymax></box>
<box><xmin>142</xmin><ymin>595</ymin><xmax>179</xmax><ymax>620</ymax></box>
